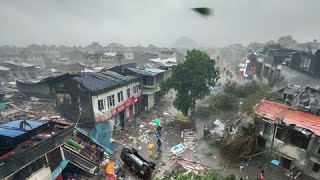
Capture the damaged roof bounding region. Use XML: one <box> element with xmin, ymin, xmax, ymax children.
<box><xmin>0</xmin><ymin>120</ymin><xmax>43</xmax><ymax>138</ymax></box>
<box><xmin>254</xmin><ymin>100</ymin><xmax>320</xmax><ymax>136</ymax></box>
<box><xmin>73</xmin><ymin>72</ymin><xmax>138</xmax><ymax>94</ymax></box>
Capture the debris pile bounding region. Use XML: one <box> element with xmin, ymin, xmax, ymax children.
<box><xmin>220</xmin><ymin>126</ymin><xmax>256</xmax><ymax>161</ymax></box>
<box><xmin>176</xmin><ymin>158</ymin><xmax>208</xmax><ymax>173</ymax></box>
<box><xmin>181</xmin><ymin>129</ymin><xmax>197</xmax><ymax>152</ymax></box>
<box><xmin>0</xmin><ymin>94</ymin><xmax>66</xmax><ymax>123</ymax></box>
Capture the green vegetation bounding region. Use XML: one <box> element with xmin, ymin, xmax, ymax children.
<box><xmin>262</xmin><ymin>43</ymin><xmax>284</xmax><ymax>54</ymax></box>
<box><xmin>195</xmin><ymin>81</ymin><xmax>274</xmax><ymax>118</ymax></box>
<box><xmin>177</xmin><ymin>112</ymin><xmax>189</xmax><ymax>122</ymax></box>
<box><xmin>161</xmin><ymin>49</ymin><xmax>220</xmax><ymax>116</ymax></box>
<box><xmin>220</xmin><ymin>125</ymin><xmax>256</xmax><ymax>161</ymax></box>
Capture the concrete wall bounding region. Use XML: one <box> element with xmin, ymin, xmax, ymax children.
<box><xmin>91</xmin><ymin>81</ymin><xmax>141</xmax><ymax>122</ymax></box>
<box><xmin>255</xmin><ymin>116</ymin><xmax>320</xmax><ymax>178</ymax></box>
<box><xmin>123</xmin><ymin>52</ymin><xmax>134</xmax><ymax>60</ymax></box>
<box><xmin>147</xmin><ymin>94</ymin><xmax>155</xmax><ymax>110</ymax></box>
<box><xmin>255</xmin><ymin>119</ymin><xmax>275</xmax><ymax>151</ymax></box>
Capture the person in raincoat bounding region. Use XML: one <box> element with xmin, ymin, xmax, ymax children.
<box><xmin>106</xmin><ymin>161</ymin><xmax>116</xmax><ymax>180</ymax></box>
<box><xmin>157</xmin><ymin>139</ymin><xmax>162</xmax><ymax>151</ymax></box>
<box><xmin>154</xmin><ymin>116</ymin><xmax>161</xmax><ymax>126</ymax></box>
<box><xmin>148</xmin><ymin>143</ymin><xmax>154</xmax><ymax>157</ymax></box>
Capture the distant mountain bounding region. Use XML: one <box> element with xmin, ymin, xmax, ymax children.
<box><xmin>107</xmin><ymin>42</ymin><xmax>125</xmax><ymax>48</ymax></box>
<box><xmin>173</xmin><ymin>36</ymin><xmax>199</xmax><ymax>49</ymax></box>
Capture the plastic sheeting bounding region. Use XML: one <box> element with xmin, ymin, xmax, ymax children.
<box><xmin>76</xmin><ymin>121</ymin><xmax>118</xmax><ymax>154</ymax></box>
<box><xmin>51</xmin><ymin>159</ymin><xmax>69</xmax><ymax>180</ymax></box>
<box><xmin>0</xmin><ymin>120</ymin><xmax>43</xmax><ymax>137</ymax></box>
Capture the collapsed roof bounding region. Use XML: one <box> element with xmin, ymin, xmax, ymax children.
<box><xmin>254</xmin><ymin>100</ymin><xmax>320</xmax><ymax>136</ymax></box>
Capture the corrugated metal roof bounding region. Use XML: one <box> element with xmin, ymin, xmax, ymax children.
<box><xmin>127</xmin><ymin>68</ymin><xmax>157</xmax><ymax>76</ymax></box>
<box><xmin>145</xmin><ymin>68</ymin><xmax>166</xmax><ymax>74</ymax></box>
<box><xmin>254</xmin><ymin>100</ymin><xmax>320</xmax><ymax>136</ymax></box>
<box><xmin>73</xmin><ymin>72</ymin><xmax>137</xmax><ymax>93</ymax></box>
<box><xmin>0</xmin><ymin>66</ymin><xmax>10</xmax><ymax>71</ymax></box>
<box><xmin>3</xmin><ymin>61</ymin><xmax>35</xmax><ymax>68</ymax></box>
<box><xmin>0</xmin><ymin>120</ymin><xmax>43</xmax><ymax>138</ymax></box>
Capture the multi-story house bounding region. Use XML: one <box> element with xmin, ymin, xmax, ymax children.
<box><xmin>124</xmin><ymin>67</ymin><xmax>167</xmax><ymax>110</ymax></box>
<box><xmin>51</xmin><ymin>71</ymin><xmax>142</xmax><ymax>150</ymax></box>
<box><xmin>255</xmin><ymin>49</ymin><xmax>297</xmax><ymax>84</ymax></box>
<box><xmin>254</xmin><ymin>100</ymin><xmax>320</xmax><ymax>179</ymax></box>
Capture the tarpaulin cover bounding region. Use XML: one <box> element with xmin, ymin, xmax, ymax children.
<box><xmin>76</xmin><ymin>122</ymin><xmax>118</xmax><ymax>155</ymax></box>
<box><xmin>0</xmin><ymin>120</ymin><xmax>43</xmax><ymax>138</ymax></box>
<box><xmin>51</xmin><ymin>159</ymin><xmax>69</xmax><ymax>180</ymax></box>
<box><xmin>0</xmin><ymin>103</ymin><xmax>7</xmax><ymax>110</ymax></box>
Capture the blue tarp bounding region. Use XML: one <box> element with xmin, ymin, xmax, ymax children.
<box><xmin>271</xmin><ymin>159</ymin><xmax>280</xmax><ymax>166</ymax></box>
<box><xmin>0</xmin><ymin>120</ymin><xmax>43</xmax><ymax>138</ymax></box>
<box><xmin>0</xmin><ymin>103</ymin><xmax>7</xmax><ymax>110</ymax></box>
<box><xmin>51</xmin><ymin>159</ymin><xmax>69</xmax><ymax>180</ymax></box>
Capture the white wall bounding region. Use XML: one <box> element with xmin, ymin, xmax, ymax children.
<box><xmin>91</xmin><ymin>81</ymin><xmax>141</xmax><ymax>122</ymax></box>
<box><xmin>27</xmin><ymin>167</ymin><xmax>52</xmax><ymax>180</ymax></box>
<box><xmin>123</xmin><ymin>52</ymin><xmax>134</xmax><ymax>60</ymax></box>
<box><xmin>147</xmin><ymin>94</ymin><xmax>155</xmax><ymax>110</ymax></box>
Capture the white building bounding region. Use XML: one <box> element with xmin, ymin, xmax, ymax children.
<box><xmin>53</xmin><ymin>71</ymin><xmax>143</xmax><ymax>130</ymax></box>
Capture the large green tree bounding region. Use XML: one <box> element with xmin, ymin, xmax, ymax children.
<box><xmin>277</xmin><ymin>35</ymin><xmax>297</xmax><ymax>48</ymax></box>
<box><xmin>262</xmin><ymin>43</ymin><xmax>284</xmax><ymax>54</ymax></box>
<box><xmin>161</xmin><ymin>49</ymin><xmax>219</xmax><ymax>116</ymax></box>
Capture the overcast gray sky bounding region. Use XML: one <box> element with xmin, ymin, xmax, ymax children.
<box><xmin>0</xmin><ymin>0</ymin><xmax>319</xmax><ymax>47</ymax></box>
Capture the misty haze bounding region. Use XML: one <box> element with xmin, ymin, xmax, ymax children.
<box><xmin>0</xmin><ymin>1</ymin><xmax>320</xmax><ymax>180</ymax></box>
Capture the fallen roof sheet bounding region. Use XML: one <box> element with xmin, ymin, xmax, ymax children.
<box><xmin>3</xmin><ymin>61</ymin><xmax>35</xmax><ymax>68</ymax></box>
<box><xmin>0</xmin><ymin>66</ymin><xmax>10</xmax><ymax>71</ymax></box>
<box><xmin>254</xmin><ymin>100</ymin><xmax>320</xmax><ymax>136</ymax></box>
<box><xmin>0</xmin><ymin>120</ymin><xmax>43</xmax><ymax>138</ymax></box>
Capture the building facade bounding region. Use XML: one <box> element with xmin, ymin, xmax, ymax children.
<box><xmin>254</xmin><ymin>100</ymin><xmax>320</xmax><ymax>179</ymax></box>
<box><xmin>52</xmin><ymin>71</ymin><xmax>142</xmax><ymax>131</ymax></box>
<box><xmin>254</xmin><ymin>49</ymin><xmax>298</xmax><ymax>84</ymax></box>
<box><xmin>125</xmin><ymin>67</ymin><xmax>167</xmax><ymax>110</ymax></box>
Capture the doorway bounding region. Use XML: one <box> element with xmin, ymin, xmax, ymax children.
<box><xmin>280</xmin><ymin>156</ymin><xmax>292</xmax><ymax>169</ymax></box>
<box><xmin>119</xmin><ymin>110</ymin><xmax>125</xmax><ymax>128</ymax></box>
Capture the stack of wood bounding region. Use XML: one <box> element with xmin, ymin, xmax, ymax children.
<box><xmin>181</xmin><ymin>129</ymin><xmax>197</xmax><ymax>151</ymax></box>
<box><xmin>176</xmin><ymin>158</ymin><xmax>208</xmax><ymax>174</ymax></box>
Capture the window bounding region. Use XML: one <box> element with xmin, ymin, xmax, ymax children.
<box><xmin>143</xmin><ymin>77</ymin><xmax>154</xmax><ymax>86</ymax></box>
<box><xmin>263</xmin><ymin>122</ymin><xmax>270</xmax><ymax>134</ymax></box>
<box><xmin>107</xmin><ymin>95</ymin><xmax>115</xmax><ymax>107</ymax></box>
<box><xmin>98</xmin><ymin>99</ymin><xmax>104</xmax><ymax>110</ymax></box>
<box><xmin>290</xmin><ymin>131</ymin><xmax>310</xmax><ymax>150</ymax></box>
<box><xmin>127</xmin><ymin>88</ymin><xmax>131</xmax><ymax>98</ymax></box>
<box><xmin>313</xmin><ymin>162</ymin><xmax>320</xmax><ymax>172</ymax></box>
<box><xmin>133</xmin><ymin>84</ymin><xmax>141</xmax><ymax>94</ymax></box>
<box><xmin>275</xmin><ymin>127</ymin><xmax>284</xmax><ymax>141</ymax></box>
<box><xmin>117</xmin><ymin>91</ymin><xmax>124</xmax><ymax>102</ymax></box>
<box><xmin>318</xmin><ymin>147</ymin><xmax>320</xmax><ymax>154</ymax></box>
<box><xmin>257</xmin><ymin>136</ymin><xmax>267</xmax><ymax>149</ymax></box>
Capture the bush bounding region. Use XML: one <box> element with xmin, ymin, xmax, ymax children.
<box><xmin>177</xmin><ymin>112</ymin><xmax>189</xmax><ymax>122</ymax></box>
<box><xmin>212</xmin><ymin>93</ymin><xmax>239</xmax><ymax>111</ymax></box>
<box><xmin>223</xmin><ymin>81</ymin><xmax>265</xmax><ymax>98</ymax></box>
<box><xmin>195</xmin><ymin>106</ymin><xmax>213</xmax><ymax>118</ymax></box>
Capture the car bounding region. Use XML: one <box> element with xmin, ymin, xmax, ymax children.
<box><xmin>120</xmin><ymin>148</ymin><xmax>155</xmax><ymax>178</ymax></box>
